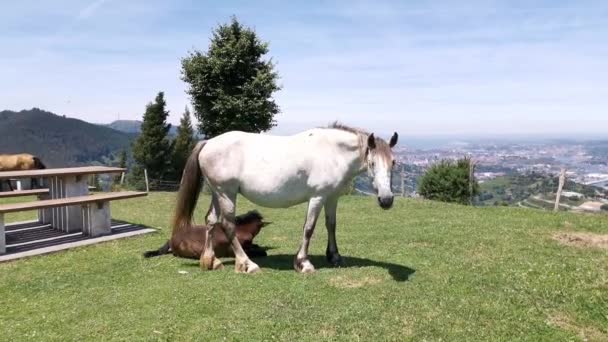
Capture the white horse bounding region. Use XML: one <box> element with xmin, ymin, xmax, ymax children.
<box><xmin>173</xmin><ymin>123</ymin><xmax>398</xmax><ymax>273</ymax></box>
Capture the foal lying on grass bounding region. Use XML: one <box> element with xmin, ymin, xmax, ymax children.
<box><xmin>144</xmin><ymin>210</ymin><xmax>270</xmax><ymax>259</ymax></box>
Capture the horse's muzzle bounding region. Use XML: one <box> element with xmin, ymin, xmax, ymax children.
<box><xmin>378</xmin><ymin>196</ymin><xmax>394</xmax><ymax>210</ymax></box>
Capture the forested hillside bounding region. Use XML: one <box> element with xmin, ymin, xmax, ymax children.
<box><xmin>0</xmin><ymin>108</ymin><xmax>135</xmax><ymax>167</ymax></box>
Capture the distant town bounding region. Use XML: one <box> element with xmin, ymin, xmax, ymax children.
<box><xmin>388</xmin><ymin>138</ymin><xmax>608</xmax><ymax>212</ymax></box>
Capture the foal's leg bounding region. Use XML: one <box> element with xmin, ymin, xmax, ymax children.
<box><xmin>201</xmin><ymin>194</ymin><xmax>223</xmax><ymax>270</ymax></box>
<box><xmin>294</xmin><ymin>196</ymin><xmax>325</xmax><ymax>273</ymax></box>
<box><xmin>216</xmin><ymin>192</ymin><xmax>260</xmax><ymax>274</ymax></box>
<box><xmin>324</xmin><ymin>197</ymin><xmax>343</xmax><ymax>266</ymax></box>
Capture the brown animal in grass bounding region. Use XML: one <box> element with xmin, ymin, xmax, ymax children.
<box><xmin>0</xmin><ymin>153</ymin><xmax>46</xmax><ymax>190</ymax></box>
<box><xmin>143</xmin><ymin>210</ymin><xmax>270</xmax><ymax>259</ymax></box>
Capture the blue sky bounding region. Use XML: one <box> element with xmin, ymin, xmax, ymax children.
<box><xmin>2</xmin><ymin>0</ymin><xmax>607</xmax><ymax>136</ymax></box>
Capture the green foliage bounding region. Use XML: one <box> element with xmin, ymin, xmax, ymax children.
<box><xmin>118</xmin><ymin>149</ymin><xmax>127</xmax><ymax>169</ymax></box>
<box><xmin>0</xmin><ymin>108</ymin><xmax>134</xmax><ymax>167</ymax></box>
<box><xmin>131</xmin><ymin>92</ymin><xmax>173</xmax><ymax>182</ymax></box>
<box><xmin>170</xmin><ymin>107</ymin><xmax>196</xmax><ymax>181</ymax></box>
<box><xmin>601</xmin><ymin>204</ymin><xmax>608</xmax><ymax>211</ymax></box>
<box><xmin>181</xmin><ymin>16</ymin><xmax>281</xmax><ymax>137</ymax></box>
<box><xmin>418</xmin><ymin>157</ymin><xmax>479</xmax><ymax>205</ymax></box>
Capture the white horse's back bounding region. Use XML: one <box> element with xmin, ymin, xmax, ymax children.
<box><xmin>199</xmin><ymin>129</ymin><xmax>362</xmax><ymax>208</ymax></box>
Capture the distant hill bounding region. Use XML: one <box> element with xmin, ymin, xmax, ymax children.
<box><xmin>0</xmin><ymin>108</ymin><xmax>136</xmax><ymax>167</ymax></box>
<box><xmin>105</xmin><ymin>120</ymin><xmax>142</xmax><ymax>134</ymax></box>
<box><xmin>104</xmin><ymin>119</ymin><xmax>179</xmax><ymax>136</ymax></box>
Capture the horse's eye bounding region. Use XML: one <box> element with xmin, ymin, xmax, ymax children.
<box><xmin>371</xmin><ymin>161</ymin><xmax>375</xmax><ymax>168</ymax></box>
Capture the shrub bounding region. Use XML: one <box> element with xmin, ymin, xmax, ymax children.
<box><xmin>418</xmin><ymin>157</ymin><xmax>479</xmax><ymax>205</ymax></box>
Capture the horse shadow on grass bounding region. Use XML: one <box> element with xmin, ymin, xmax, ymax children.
<box><xmin>180</xmin><ymin>252</ymin><xmax>415</xmax><ymax>282</ymax></box>
<box><xmin>255</xmin><ymin>254</ymin><xmax>415</xmax><ymax>282</ymax></box>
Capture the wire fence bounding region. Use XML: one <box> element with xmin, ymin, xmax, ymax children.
<box><xmin>147</xmin><ymin>178</ymin><xmax>180</xmax><ymax>191</ymax></box>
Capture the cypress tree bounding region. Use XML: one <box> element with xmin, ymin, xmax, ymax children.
<box><xmin>132</xmin><ymin>92</ymin><xmax>173</xmax><ymax>182</ymax></box>
<box><xmin>171</xmin><ymin>106</ymin><xmax>195</xmax><ymax>180</ymax></box>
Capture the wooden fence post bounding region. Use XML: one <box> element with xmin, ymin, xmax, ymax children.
<box><xmin>120</xmin><ymin>172</ymin><xmax>125</xmax><ymax>185</ymax></box>
<box><xmin>401</xmin><ymin>164</ymin><xmax>406</xmax><ymax>197</ymax></box>
<box><xmin>144</xmin><ymin>169</ymin><xmax>150</xmax><ymax>193</ymax></box>
<box><xmin>554</xmin><ymin>168</ymin><xmax>566</xmax><ymax>212</ymax></box>
<box><xmin>469</xmin><ymin>158</ymin><xmax>475</xmax><ymax>205</ymax></box>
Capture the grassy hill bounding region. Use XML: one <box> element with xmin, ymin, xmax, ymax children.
<box><xmin>478</xmin><ymin>173</ymin><xmax>608</xmax><ymax>207</ymax></box>
<box><xmin>1</xmin><ymin>193</ymin><xmax>606</xmax><ymax>340</ymax></box>
<box><xmin>0</xmin><ymin>108</ymin><xmax>135</xmax><ymax>167</ymax></box>
<box><xmin>104</xmin><ymin>120</ymin><xmax>143</xmax><ymax>134</ymax></box>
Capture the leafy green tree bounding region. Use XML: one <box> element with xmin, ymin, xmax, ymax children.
<box><xmin>418</xmin><ymin>157</ymin><xmax>479</xmax><ymax>205</ymax></box>
<box><xmin>171</xmin><ymin>107</ymin><xmax>196</xmax><ymax>180</ymax></box>
<box><xmin>131</xmin><ymin>92</ymin><xmax>173</xmax><ymax>184</ymax></box>
<box><xmin>181</xmin><ymin>16</ymin><xmax>281</xmax><ymax>137</ymax></box>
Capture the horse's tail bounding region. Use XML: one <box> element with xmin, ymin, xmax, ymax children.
<box><xmin>172</xmin><ymin>140</ymin><xmax>207</xmax><ymax>235</ymax></box>
<box><xmin>143</xmin><ymin>240</ymin><xmax>171</xmax><ymax>258</ymax></box>
<box><xmin>32</xmin><ymin>156</ymin><xmax>46</xmax><ymax>169</ymax></box>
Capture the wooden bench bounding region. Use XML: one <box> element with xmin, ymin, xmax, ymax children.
<box><xmin>0</xmin><ymin>191</ymin><xmax>147</xmax><ymax>254</ymax></box>
<box><xmin>0</xmin><ymin>189</ymin><xmax>49</xmax><ymax>199</ymax></box>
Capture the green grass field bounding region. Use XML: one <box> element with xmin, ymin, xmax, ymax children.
<box><xmin>1</xmin><ymin>193</ymin><xmax>607</xmax><ymax>341</ymax></box>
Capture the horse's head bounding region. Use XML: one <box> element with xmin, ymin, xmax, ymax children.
<box><xmin>235</xmin><ymin>210</ymin><xmax>270</xmax><ymax>238</ymax></box>
<box><xmin>366</xmin><ymin>132</ymin><xmax>398</xmax><ymax>210</ymax></box>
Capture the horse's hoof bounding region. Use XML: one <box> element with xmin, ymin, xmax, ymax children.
<box><xmin>326</xmin><ymin>252</ymin><xmax>344</xmax><ymax>267</ymax></box>
<box><xmin>294</xmin><ymin>258</ymin><xmax>316</xmax><ymax>273</ymax></box>
<box><xmin>201</xmin><ymin>256</ymin><xmax>223</xmax><ymax>271</ymax></box>
<box><xmin>235</xmin><ymin>260</ymin><xmax>260</xmax><ymax>274</ymax></box>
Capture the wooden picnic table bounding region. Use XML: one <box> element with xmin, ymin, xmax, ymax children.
<box><xmin>0</xmin><ymin>166</ymin><xmax>147</xmax><ymax>255</ymax></box>
<box><xmin>0</xmin><ymin>166</ymin><xmax>126</xmax><ymax>233</ymax></box>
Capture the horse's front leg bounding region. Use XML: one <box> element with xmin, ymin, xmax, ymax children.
<box><xmin>324</xmin><ymin>197</ymin><xmax>343</xmax><ymax>267</ymax></box>
<box><xmin>216</xmin><ymin>191</ymin><xmax>260</xmax><ymax>274</ymax></box>
<box><xmin>294</xmin><ymin>196</ymin><xmax>325</xmax><ymax>273</ymax></box>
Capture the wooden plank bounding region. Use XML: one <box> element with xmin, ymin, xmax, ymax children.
<box><xmin>0</xmin><ymin>189</ymin><xmax>49</xmax><ymax>198</ymax></box>
<box><xmin>0</xmin><ymin>166</ymin><xmax>126</xmax><ymax>180</ymax></box>
<box><xmin>0</xmin><ymin>191</ymin><xmax>147</xmax><ymax>214</ymax></box>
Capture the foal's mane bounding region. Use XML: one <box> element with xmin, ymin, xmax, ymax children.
<box><xmin>235</xmin><ymin>210</ymin><xmax>264</xmax><ymax>226</ymax></box>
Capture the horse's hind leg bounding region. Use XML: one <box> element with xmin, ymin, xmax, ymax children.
<box><xmin>294</xmin><ymin>196</ymin><xmax>325</xmax><ymax>273</ymax></box>
<box><xmin>201</xmin><ymin>194</ymin><xmax>223</xmax><ymax>270</ymax></box>
<box><xmin>216</xmin><ymin>191</ymin><xmax>260</xmax><ymax>274</ymax></box>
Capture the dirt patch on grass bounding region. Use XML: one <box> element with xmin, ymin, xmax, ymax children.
<box><xmin>329</xmin><ymin>275</ymin><xmax>382</xmax><ymax>289</ymax></box>
<box><xmin>548</xmin><ymin>313</ymin><xmax>607</xmax><ymax>341</ymax></box>
<box><xmin>553</xmin><ymin>232</ymin><xmax>608</xmax><ymax>249</ymax></box>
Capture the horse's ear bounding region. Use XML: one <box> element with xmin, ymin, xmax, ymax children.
<box><xmin>367</xmin><ymin>133</ymin><xmax>376</xmax><ymax>149</ymax></box>
<box><xmin>389</xmin><ymin>132</ymin><xmax>398</xmax><ymax>148</ymax></box>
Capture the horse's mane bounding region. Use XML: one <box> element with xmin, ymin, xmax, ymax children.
<box><xmin>324</xmin><ymin>121</ymin><xmax>393</xmax><ymax>161</ymax></box>
<box><xmin>325</xmin><ymin>121</ymin><xmax>369</xmax><ymax>135</ymax></box>
<box><xmin>235</xmin><ymin>210</ymin><xmax>264</xmax><ymax>225</ymax></box>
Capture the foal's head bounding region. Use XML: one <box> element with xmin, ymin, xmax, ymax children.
<box><xmin>366</xmin><ymin>132</ymin><xmax>398</xmax><ymax>209</ymax></box>
<box><xmin>235</xmin><ymin>210</ymin><xmax>271</xmax><ymax>237</ymax></box>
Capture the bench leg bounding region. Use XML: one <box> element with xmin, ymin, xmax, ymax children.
<box><xmin>38</xmin><ymin>194</ymin><xmax>52</xmax><ymax>224</ymax></box>
<box><xmin>83</xmin><ymin>202</ymin><xmax>111</xmax><ymax>237</ymax></box>
<box><xmin>1</xmin><ymin>214</ymin><xmax>5</xmax><ymax>255</ymax></box>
